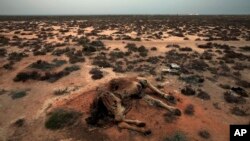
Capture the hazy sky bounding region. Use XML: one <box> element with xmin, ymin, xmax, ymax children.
<box><xmin>0</xmin><ymin>0</ymin><xmax>250</xmax><ymax>15</ymax></box>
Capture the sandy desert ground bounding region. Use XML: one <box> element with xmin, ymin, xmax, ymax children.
<box><xmin>0</xmin><ymin>16</ymin><xmax>249</xmax><ymax>141</ymax></box>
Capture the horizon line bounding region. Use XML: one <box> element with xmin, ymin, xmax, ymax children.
<box><xmin>0</xmin><ymin>14</ymin><xmax>250</xmax><ymax>16</ymax></box>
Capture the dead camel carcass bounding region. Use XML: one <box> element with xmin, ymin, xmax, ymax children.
<box><xmin>86</xmin><ymin>77</ymin><xmax>181</xmax><ymax>135</ymax></box>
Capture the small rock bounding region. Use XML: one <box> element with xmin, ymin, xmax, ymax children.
<box><xmin>170</xmin><ymin>63</ymin><xmax>180</xmax><ymax>69</ymax></box>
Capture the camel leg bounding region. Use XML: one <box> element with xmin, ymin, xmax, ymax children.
<box><xmin>143</xmin><ymin>95</ymin><xmax>181</xmax><ymax>116</ymax></box>
<box><xmin>118</xmin><ymin>121</ymin><xmax>151</xmax><ymax>135</ymax></box>
<box><xmin>146</xmin><ymin>80</ymin><xmax>175</xmax><ymax>101</ymax></box>
<box><xmin>123</xmin><ymin>119</ymin><xmax>146</xmax><ymax>127</ymax></box>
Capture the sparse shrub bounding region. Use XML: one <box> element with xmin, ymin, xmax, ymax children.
<box><xmin>0</xmin><ymin>48</ymin><xmax>7</xmax><ymax>57</ymax></box>
<box><xmin>8</xmin><ymin>52</ymin><xmax>28</xmax><ymax>62</ymax></box>
<box><xmin>151</xmin><ymin>47</ymin><xmax>157</xmax><ymax>51</ymax></box>
<box><xmin>236</xmin><ymin>80</ymin><xmax>250</xmax><ymax>88</ymax></box>
<box><xmin>138</xmin><ymin>46</ymin><xmax>148</xmax><ymax>53</ymax></box>
<box><xmin>52</xmin><ymin>47</ymin><xmax>71</xmax><ymax>56</ymax></box>
<box><xmin>231</xmin><ymin>87</ymin><xmax>248</xmax><ymax>97</ymax></box>
<box><xmin>179</xmin><ymin>47</ymin><xmax>192</xmax><ymax>52</ymax></box>
<box><xmin>166</xmin><ymin>44</ymin><xmax>180</xmax><ymax>48</ymax></box>
<box><xmin>52</xmin><ymin>59</ymin><xmax>67</xmax><ymax>66</ymax></box>
<box><xmin>198</xmin><ymin>130</ymin><xmax>210</xmax><ymax>139</ymax></box>
<box><xmin>224</xmin><ymin>91</ymin><xmax>246</xmax><ymax>104</ymax></box>
<box><xmin>14</xmin><ymin>65</ymin><xmax>80</xmax><ymax>83</ymax></box>
<box><xmin>0</xmin><ymin>36</ymin><xmax>9</xmax><ymax>46</ymax></box>
<box><xmin>125</xmin><ymin>43</ymin><xmax>137</xmax><ymax>52</ymax></box>
<box><xmin>45</xmin><ymin>65</ymin><xmax>80</xmax><ymax>82</ymax></box>
<box><xmin>54</xmin><ymin>88</ymin><xmax>68</xmax><ymax>95</ymax></box>
<box><xmin>195</xmin><ymin>38</ymin><xmax>201</xmax><ymax>41</ymax></box>
<box><xmin>3</xmin><ymin>61</ymin><xmax>14</xmax><ymax>70</ymax></box>
<box><xmin>89</xmin><ymin>68</ymin><xmax>103</xmax><ymax>80</ymax></box>
<box><xmin>113</xmin><ymin>64</ymin><xmax>125</xmax><ymax>73</ymax></box>
<box><xmin>231</xmin><ymin>107</ymin><xmax>248</xmax><ymax>116</ymax></box>
<box><xmin>10</xmin><ymin>90</ymin><xmax>28</xmax><ymax>99</ymax></box>
<box><xmin>179</xmin><ymin>75</ymin><xmax>204</xmax><ymax>84</ymax></box>
<box><xmin>33</xmin><ymin>50</ymin><xmax>46</xmax><ymax>56</ymax></box>
<box><xmin>164</xmin><ymin>131</ymin><xmax>187</xmax><ymax>141</ymax></box>
<box><xmin>137</xmin><ymin>46</ymin><xmax>149</xmax><ymax>57</ymax></box>
<box><xmin>200</xmin><ymin>51</ymin><xmax>213</xmax><ymax>60</ymax></box>
<box><xmin>14</xmin><ymin>71</ymin><xmax>41</xmax><ymax>82</ymax></box>
<box><xmin>126</xmin><ymin>65</ymin><xmax>134</xmax><ymax>71</ymax></box>
<box><xmin>184</xmin><ymin>104</ymin><xmax>194</xmax><ymax>115</ymax></box>
<box><xmin>197</xmin><ymin>89</ymin><xmax>210</xmax><ymax>100</ymax></box>
<box><xmin>77</xmin><ymin>36</ymin><xmax>90</xmax><ymax>45</ymax></box>
<box><xmin>90</xmin><ymin>40</ymin><xmax>104</xmax><ymax>47</ymax></box>
<box><xmin>139</xmin><ymin>51</ymin><xmax>148</xmax><ymax>57</ymax></box>
<box><xmin>109</xmin><ymin>51</ymin><xmax>125</xmax><ymax>59</ymax></box>
<box><xmin>43</xmin><ymin>72</ymin><xmax>67</xmax><ymax>83</ymax></box>
<box><xmin>121</xmin><ymin>35</ymin><xmax>132</xmax><ymax>40</ymax></box>
<box><xmin>147</xmin><ymin>56</ymin><xmax>160</xmax><ymax>64</ymax></box>
<box><xmin>93</xmin><ymin>60</ymin><xmax>112</xmax><ymax>68</ymax></box>
<box><xmin>188</xmin><ymin>59</ymin><xmax>209</xmax><ymax>72</ymax></box>
<box><xmin>68</xmin><ymin>55</ymin><xmax>85</xmax><ymax>64</ymax></box>
<box><xmin>164</xmin><ymin>110</ymin><xmax>181</xmax><ymax>123</ymax></box>
<box><xmin>29</xmin><ymin>60</ymin><xmax>66</xmax><ymax>70</ymax></box>
<box><xmin>133</xmin><ymin>37</ymin><xmax>141</xmax><ymax>41</ymax></box>
<box><xmin>239</xmin><ymin>46</ymin><xmax>250</xmax><ymax>52</ymax></box>
<box><xmin>64</xmin><ymin>65</ymin><xmax>80</xmax><ymax>73</ymax></box>
<box><xmin>198</xmin><ymin>42</ymin><xmax>213</xmax><ymax>49</ymax></box>
<box><xmin>181</xmin><ymin>86</ymin><xmax>196</xmax><ymax>96</ymax></box>
<box><xmin>45</xmin><ymin>109</ymin><xmax>81</xmax><ymax>130</ymax></box>
<box><xmin>82</xmin><ymin>45</ymin><xmax>97</xmax><ymax>54</ymax></box>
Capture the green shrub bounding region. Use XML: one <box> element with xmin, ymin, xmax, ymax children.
<box><xmin>45</xmin><ymin>109</ymin><xmax>81</xmax><ymax>130</ymax></box>
<box><xmin>164</xmin><ymin>132</ymin><xmax>188</xmax><ymax>141</ymax></box>
<box><xmin>109</xmin><ymin>51</ymin><xmax>125</xmax><ymax>59</ymax></box>
<box><xmin>30</xmin><ymin>59</ymin><xmax>67</xmax><ymax>70</ymax></box>
<box><xmin>10</xmin><ymin>90</ymin><xmax>27</xmax><ymax>99</ymax></box>
<box><xmin>89</xmin><ymin>68</ymin><xmax>103</xmax><ymax>80</ymax></box>
<box><xmin>125</xmin><ymin>43</ymin><xmax>137</xmax><ymax>52</ymax></box>
<box><xmin>64</xmin><ymin>65</ymin><xmax>80</xmax><ymax>72</ymax></box>
<box><xmin>93</xmin><ymin>60</ymin><xmax>112</xmax><ymax>68</ymax></box>
<box><xmin>8</xmin><ymin>52</ymin><xmax>28</xmax><ymax>62</ymax></box>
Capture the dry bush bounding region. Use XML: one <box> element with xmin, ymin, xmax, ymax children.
<box><xmin>89</xmin><ymin>68</ymin><xmax>103</xmax><ymax>80</ymax></box>
<box><xmin>184</xmin><ymin>104</ymin><xmax>195</xmax><ymax>115</ymax></box>
<box><xmin>45</xmin><ymin>109</ymin><xmax>81</xmax><ymax>130</ymax></box>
